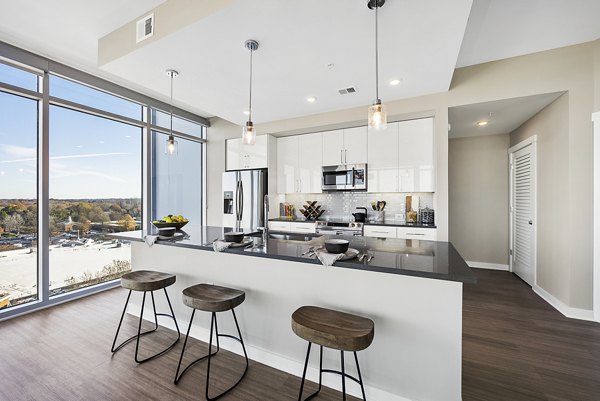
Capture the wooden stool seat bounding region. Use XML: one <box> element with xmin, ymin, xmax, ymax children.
<box><xmin>292</xmin><ymin>306</ymin><xmax>374</xmax><ymax>352</ymax></box>
<box><xmin>182</xmin><ymin>283</ymin><xmax>245</xmax><ymax>312</ymax></box>
<box><xmin>120</xmin><ymin>270</ymin><xmax>176</xmax><ymax>292</ymax></box>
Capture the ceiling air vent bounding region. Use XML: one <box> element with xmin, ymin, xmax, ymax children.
<box><xmin>136</xmin><ymin>13</ymin><xmax>154</xmax><ymax>43</ymax></box>
<box><xmin>338</xmin><ymin>86</ymin><xmax>358</xmax><ymax>95</ymax></box>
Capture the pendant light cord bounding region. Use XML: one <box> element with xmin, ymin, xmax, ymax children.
<box><xmin>248</xmin><ymin>47</ymin><xmax>253</xmax><ymax>122</ymax></box>
<box><xmin>375</xmin><ymin>2</ymin><xmax>379</xmax><ymax>102</ymax></box>
<box><xmin>169</xmin><ymin>73</ymin><xmax>174</xmax><ymax>137</ymax></box>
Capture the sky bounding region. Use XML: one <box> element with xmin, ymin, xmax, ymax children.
<box><xmin>0</xmin><ymin>66</ymin><xmax>142</xmax><ymax>199</ymax></box>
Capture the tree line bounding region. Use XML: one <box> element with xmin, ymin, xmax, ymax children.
<box><xmin>0</xmin><ymin>199</ymin><xmax>142</xmax><ymax>236</ymax></box>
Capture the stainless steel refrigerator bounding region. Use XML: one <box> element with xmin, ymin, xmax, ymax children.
<box><xmin>222</xmin><ymin>169</ymin><xmax>268</xmax><ymax>230</ymax></box>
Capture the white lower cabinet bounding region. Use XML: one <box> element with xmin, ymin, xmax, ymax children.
<box><xmin>289</xmin><ymin>222</ymin><xmax>316</xmax><ymax>233</ymax></box>
<box><xmin>268</xmin><ymin>221</ymin><xmax>291</xmax><ymax>232</ymax></box>
<box><xmin>363</xmin><ymin>225</ymin><xmax>397</xmax><ymax>238</ymax></box>
<box><xmin>267</xmin><ymin>221</ymin><xmax>316</xmax><ymax>233</ymax></box>
<box><xmin>364</xmin><ymin>225</ymin><xmax>437</xmax><ymax>240</ymax></box>
<box><xmin>396</xmin><ymin>227</ymin><xmax>437</xmax><ymax>241</ymax></box>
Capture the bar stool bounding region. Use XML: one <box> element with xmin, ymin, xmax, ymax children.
<box><xmin>111</xmin><ymin>270</ymin><xmax>181</xmax><ymax>363</ymax></box>
<box><xmin>292</xmin><ymin>306</ymin><xmax>375</xmax><ymax>401</ymax></box>
<box><xmin>174</xmin><ymin>283</ymin><xmax>249</xmax><ymax>400</ymax></box>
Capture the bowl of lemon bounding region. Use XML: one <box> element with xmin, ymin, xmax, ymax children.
<box><xmin>152</xmin><ymin>214</ymin><xmax>189</xmax><ymax>230</ymax></box>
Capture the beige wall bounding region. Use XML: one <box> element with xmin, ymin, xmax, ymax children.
<box><xmin>449</xmin><ymin>134</ymin><xmax>509</xmax><ymax>265</ymax></box>
<box><xmin>207</xmin><ymin>40</ymin><xmax>597</xmax><ymax>310</ymax></box>
<box><xmin>510</xmin><ymin>94</ymin><xmax>573</xmax><ymax>305</ymax></box>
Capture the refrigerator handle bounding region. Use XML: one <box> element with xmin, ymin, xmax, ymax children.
<box><xmin>235</xmin><ymin>179</ymin><xmax>241</xmax><ymax>221</ymax></box>
<box><xmin>239</xmin><ymin>179</ymin><xmax>244</xmax><ymax>221</ymax></box>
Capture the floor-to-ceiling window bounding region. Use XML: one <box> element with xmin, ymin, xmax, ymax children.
<box><xmin>151</xmin><ymin>111</ymin><xmax>205</xmax><ymax>224</ymax></box>
<box><xmin>0</xmin><ymin>63</ymin><xmax>39</xmax><ymax>308</ymax></box>
<box><xmin>48</xmin><ymin>103</ymin><xmax>142</xmax><ymax>295</ymax></box>
<box><xmin>0</xmin><ymin>44</ymin><xmax>207</xmax><ymax>315</ymax></box>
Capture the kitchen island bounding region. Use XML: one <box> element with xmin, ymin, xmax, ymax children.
<box><xmin>111</xmin><ymin>226</ymin><xmax>475</xmax><ymax>401</ymax></box>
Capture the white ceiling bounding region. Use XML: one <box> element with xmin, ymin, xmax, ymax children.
<box><xmin>0</xmin><ymin>1</ymin><xmax>599</xmax><ymax>125</ymax></box>
<box><xmin>457</xmin><ymin>0</ymin><xmax>600</xmax><ymax>67</ymax></box>
<box><xmin>100</xmin><ymin>0</ymin><xmax>472</xmax><ymax>125</ymax></box>
<box><xmin>0</xmin><ymin>0</ymin><xmax>169</xmax><ymax>106</ymax></box>
<box><xmin>448</xmin><ymin>92</ymin><xmax>564</xmax><ymax>139</ymax></box>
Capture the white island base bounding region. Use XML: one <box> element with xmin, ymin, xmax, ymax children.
<box><xmin>127</xmin><ymin>242</ymin><xmax>463</xmax><ymax>401</ymax></box>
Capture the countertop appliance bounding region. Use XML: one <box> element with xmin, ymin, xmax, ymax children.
<box><xmin>222</xmin><ymin>169</ymin><xmax>267</xmax><ymax>230</ymax></box>
<box><xmin>322</xmin><ymin>164</ymin><xmax>367</xmax><ymax>191</ymax></box>
<box><xmin>315</xmin><ymin>219</ymin><xmax>364</xmax><ymax>236</ymax></box>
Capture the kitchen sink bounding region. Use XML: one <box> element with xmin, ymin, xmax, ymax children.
<box><xmin>268</xmin><ymin>233</ymin><xmax>322</xmax><ymax>242</ymax></box>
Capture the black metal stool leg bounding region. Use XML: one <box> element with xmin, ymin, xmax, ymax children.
<box><xmin>298</xmin><ymin>342</ymin><xmax>312</xmax><ymax>401</ymax></box>
<box><xmin>341</xmin><ymin>351</ymin><xmax>347</xmax><ymax>401</ymax></box>
<box><xmin>133</xmin><ymin>291</ymin><xmax>148</xmax><ymax>362</ymax></box>
<box><xmin>354</xmin><ymin>352</ymin><xmax>367</xmax><ymax>400</ymax></box>
<box><xmin>111</xmin><ymin>289</ymin><xmax>132</xmax><ymax>352</ymax></box>
<box><xmin>134</xmin><ymin>289</ymin><xmax>180</xmax><ymax>363</ymax></box>
<box><xmin>174</xmin><ymin>308</ymin><xmax>196</xmax><ymax>384</ymax></box>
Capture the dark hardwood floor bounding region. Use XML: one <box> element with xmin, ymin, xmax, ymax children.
<box><xmin>0</xmin><ymin>288</ymin><xmax>359</xmax><ymax>401</ymax></box>
<box><xmin>463</xmin><ymin>269</ymin><xmax>600</xmax><ymax>401</ymax></box>
<box><xmin>0</xmin><ymin>269</ymin><xmax>599</xmax><ymax>400</ymax></box>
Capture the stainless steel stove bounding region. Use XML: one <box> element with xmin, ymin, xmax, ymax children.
<box><xmin>315</xmin><ymin>219</ymin><xmax>364</xmax><ymax>236</ymax></box>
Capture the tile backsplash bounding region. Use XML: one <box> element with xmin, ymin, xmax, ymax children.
<box><xmin>279</xmin><ymin>192</ymin><xmax>434</xmax><ymax>221</ymax></box>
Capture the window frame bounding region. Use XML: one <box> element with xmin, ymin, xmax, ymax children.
<box><xmin>0</xmin><ymin>41</ymin><xmax>208</xmax><ymax>320</ymax></box>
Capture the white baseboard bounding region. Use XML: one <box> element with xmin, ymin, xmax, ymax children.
<box><xmin>533</xmin><ymin>285</ymin><xmax>596</xmax><ymax>322</ymax></box>
<box><xmin>128</xmin><ymin>309</ymin><xmax>411</xmax><ymax>401</ymax></box>
<box><xmin>466</xmin><ymin>261</ymin><xmax>509</xmax><ymax>271</ymax></box>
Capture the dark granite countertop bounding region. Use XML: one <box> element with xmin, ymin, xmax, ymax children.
<box><xmin>110</xmin><ymin>225</ymin><xmax>475</xmax><ymax>284</ymax></box>
<box><xmin>269</xmin><ymin>217</ymin><xmax>436</xmax><ymax>229</ymax></box>
<box><xmin>268</xmin><ymin>218</ymin><xmax>315</xmax><ymax>223</ymax></box>
<box><xmin>364</xmin><ymin>221</ymin><xmax>437</xmax><ymax>229</ymax></box>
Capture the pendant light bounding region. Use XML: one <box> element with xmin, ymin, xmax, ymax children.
<box><xmin>242</xmin><ymin>39</ymin><xmax>259</xmax><ymax>145</ymax></box>
<box><xmin>165</xmin><ymin>69</ymin><xmax>178</xmax><ymax>155</ymax></box>
<box><xmin>367</xmin><ymin>0</ymin><xmax>387</xmax><ymax>131</ymax></box>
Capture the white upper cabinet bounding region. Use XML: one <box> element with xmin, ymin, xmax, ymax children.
<box><xmin>368</xmin><ymin>122</ymin><xmax>399</xmax><ymax>193</ymax></box>
<box><xmin>226</xmin><ymin>135</ymin><xmax>268</xmax><ymax>171</ymax></box>
<box><xmin>277</xmin><ymin>136</ymin><xmax>299</xmax><ymax>194</ymax></box>
<box><xmin>298</xmin><ymin>133</ymin><xmax>323</xmax><ymax>193</ymax></box>
<box><xmin>343</xmin><ymin>126</ymin><xmax>368</xmax><ymax>164</ymax></box>
<box><xmin>322</xmin><ymin>129</ymin><xmax>345</xmax><ymax>166</ymax></box>
<box><xmin>277</xmin><ymin>133</ymin><xmax>323</xmax><ymax>194</ymax></box>
<box><xmin>322</xmin><ymin>127</ymin><xmax>367</xmax><ymax>166</ymax></box>
<box><xmin>398</xmin><ymin>118</ymin><xmax>435</xmax><ymax>192</ymax></box>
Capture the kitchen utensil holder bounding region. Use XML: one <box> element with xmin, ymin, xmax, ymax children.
<box><xmin>373</xmin><ymin>211</ymin><xmax>385</xmax><ymax>223</ymax></box>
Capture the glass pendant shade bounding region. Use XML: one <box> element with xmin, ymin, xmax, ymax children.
<box><xmin>165</xmin><ymin>135</ymin><xmax>178</xmax><ymax>155</ymax></box>
<box><xmin>242</xmin><ymin>121</ymin><xmax>256</xmax><ymax>145</ymax></box>
<box><xmin>368</xmin><ymin>101</ymin><xmax>387</xmax><ymax>131</ymax></box>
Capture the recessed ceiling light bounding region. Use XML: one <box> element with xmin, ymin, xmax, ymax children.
<box><xmin>243</xmin><ymin>110</ymin><xmax>250</xmax><ymax>115</ymax></box>
<box><xmin>125</xmin><ymin>135</ymin><xmax>132</xmax><ymax>138</ymax></box>
<box><xmin>477</xmin><ymin>121</ymin><xmax>489</xmax><ymax>127</ymax></box>
<box><xmin>306</xmin><ymin>96</ymin><xmax>317</xmax><ymax>103</ymax></box>
<box><xmin>76</xmin><ymin>145</ymin><xmax>83</xmax><ymax>148</ymax></box>
<box><xmin>389</xmin><ymin>79</ymin><xmax>401</xmax><ymax>86</ymax></box>
<box><xmin>98</xmin><ymin>141</ymin><xmax>105</xmax><ymax>144</ymax></box>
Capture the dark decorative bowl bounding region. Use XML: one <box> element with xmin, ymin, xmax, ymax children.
<box><xmin>224</xmin><ymin>231</ymin><xmax>245</xmax><ymax>243</ymax></box>
<box><xmin>157</xmin><ymin>227</ymin><xmax>176</xmax><ymax>237</ymax></box>
<box><xmin>324</xmin><ymin>239</ymin><xmax>350</xmax><ymax>254</ymax></box>
<box><xmin>152</xmin><ymin>221</ymin><xmax>188</xmax><ymax>230</ymax></box>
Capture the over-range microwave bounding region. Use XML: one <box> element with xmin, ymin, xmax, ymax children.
<box><xmin>322</xmin><ymin>164</ymin><xmax>367</xmax><ymax>191</ymax></box>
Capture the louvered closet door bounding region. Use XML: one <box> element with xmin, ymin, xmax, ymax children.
<box><xmin>512</xmin><ymin>144</ymin><xmax>535</xmax><ymax>286</ymax></box>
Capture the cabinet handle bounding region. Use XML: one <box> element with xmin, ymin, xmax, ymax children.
<box><xmin>340</xmin><ymin>149</ymin><xmax>343</xmax><ymax>164</ymax></box>
<box><xmin>345</xmin><ymin>149</ymin><xmax>347</xmax><ymax>163</ymax></box>
<box><xmin>406</xmin><ymin>233</ymin><xmax>425</xmax><ymax>236</ymax></box>
<box><xmin>371</xmin><ymin>230</ymin><xmax>391</xmax><ymax>234</ymax></box>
